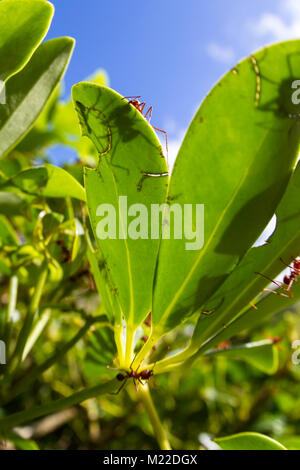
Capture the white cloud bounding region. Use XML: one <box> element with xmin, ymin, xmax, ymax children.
<box><xmin>251</xmin><ymin>0</ymin><xmax>300</xmax><ymax>41</ymax></box>
<box><xmin>206</xmin><ymin>42</ymin><xmax>236</xmax><ymax>64</ymax></box>
<box><xmin>168</xmin><ymin>131</ymin><xmax>185</xmax><ymax>173</ymax></box>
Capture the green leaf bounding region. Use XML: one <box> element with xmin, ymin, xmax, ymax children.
<box><xmin>152</xmin><ymin>41</ymin><xmax>300</xmax><ymax>336</ymax></box>
<box><xmin>72</xmin><ymin>83</ymin><xmax>169</xmax><ymax>326</ymax></box>
<box><xmin>11</xmin><ymin>164</ymin><xmax>86</xmax><ymax>201</ymax></box>
<box><xmin>0</xmin><ymin>37</ymin><xmax>75</xmax><ymax>158</ymax></box>
<box><xmin>215</xmin><ymin>432</ymin><xmax>287</xmax><ymax>450</ymax></box>
<box><xmin>192</xmin><ymin>281</ymin><xmax>300</xmax><ymax>358</ymax></box>
<box><xmin>0</xmin><ymin>378</ymin><xmax>119</xmax><ymax>432</ymax></box>
<box><xmin>278</xmin><ymin>436</ymin><xmax>300</xmax><ymax>450</ymax></box>
<box><xmin>190</xmin><ymin>160</ymin><xmax>300</xmax><ymax>354</ymax></box>
<box><xmin>16</xmin><ymin>68</ymin><xmax>109</xmax><ymax>156</ymax></box>
<box><xmin>86</xmin><ymin>238</ymin><xmax>121</xmax><ymax>324</ymax></box>
<box><xmin>0</xmin><ymin>0</ymin><xmax>53</xmax><ymax>83</ymax></box>
<box><xmin>0</xmin><ymin>215</ymin><xmax>19</xmax><ymax>246</ymax></box>
<box><xmin>205</xmin><ymin>340</ymin><xmax>279</xmax><ymax>374</ymax></box>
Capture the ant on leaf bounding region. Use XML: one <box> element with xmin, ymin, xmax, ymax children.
<box><xmin>122</xmin><ymin>96</ymin><xmax>168</xmax><ymax>162</ymax></box>
<box><xmin>108</xmin><ymin>354</ymin><xmax>155</xmax><ymax>394</ymax></box>
<box><xmin>257</xmin><ymin>257</ymin><xmax>300</xmax><ymax>298</ymax></box>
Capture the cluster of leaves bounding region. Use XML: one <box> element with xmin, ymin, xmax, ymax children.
<box><xmin>0</xmin><ymin>0</ymin><xmax>299</xmax><ymax>450</ymax></box>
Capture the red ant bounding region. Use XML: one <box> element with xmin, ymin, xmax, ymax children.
<box><xmin>265</xmin><ymin>334</ymin><xmax>284</xmax><ymax>351</ymax></box>
<box><xmin>122</xmin><ymin>96</ymin><xmax>168</xmax><ymax>162</ymax></box>
<box><xmin>257</xmin><ymin>257</ymin><xmax>300</xmax><ymax>298</ymax></box>
<box><xmin>216</xmin><ymin>341</ymin><xmax>231</xmax><ymax>350</ymax></box>
<box><xmin>107</xmin><ymin>356</ymin><xmax>155</xmax><ymax>394</ymax></box>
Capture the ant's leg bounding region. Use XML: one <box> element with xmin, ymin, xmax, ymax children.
<box><xmin>110</xmin><ymin>380</ymin><xmax>127</xmax><ymax>395</ymax></box>
<box><xmin>122</xmin><ymin>96</ymin><xmax>142</xmax><ymax>101</ymax></box>
<box><xmin>133</xmin><ymin>378</ymin><xmax>139</xmax><ymax>392</ymax></box>
<box><xmin>139</xmin><ymin>102</ymin><xmax>146</xmax><ymax>114</ymax></box>
<box><xmin>129</xmin><ymin>352</ymin><xmax>139</xmax><ymax>372</ymax></box>
<box><xmin>152</xmin><ymin>125</ymin><xmax>168</xmax><ymax>163</ymax></box>
<box><xmin>138</xmin><ymin>378</ymin><xmax>145</xmax><ymax>388</ymax></box>
<box><xmin>286</xmin><ymin>280</ymin><xmax>295</xmax><ymax>297</ymax></box>
<box><xmin>144</xmin><ymin>106</ymin><xmax>153</xmax><ymax>122</ymax></box>
<box><xmin>280</xmin><ymin>257</ymin><xmax>295</xmax><ymax>270</ymax></box>
<box><xmin>264</xmin><ymin>288</ymin><xmax>290</xmax><ymax>298</ymax></box>
<box><xmin>256</xmin><ymin>272</ymin><xmax>288</xmax><ymax>290</ymax></box>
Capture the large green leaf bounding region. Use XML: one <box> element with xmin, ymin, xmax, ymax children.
<box><xmin>0</xmin><ymin>378</ymin><xmax>119</xmax><ymax>432</ymax></box>
<box><xmin>18</xmin><ymin>69</ymin><xmax>109</xmax><ymax>157</ymax></box>
<box><xmin>0</xmin><ymin>37</ymin><xmax>75</xmax><ymax>158</ymax></box>
<box><xmin>0</xmin><ymin>0</ymin><xmax>53</xmax><ymax>84</ymax></box>
<box><xmin>73</xmin><ymin>84</ymin><xmax>169</xmax><ymax>327</ymax></box>
<box><xmin>8</xmin><ymin>164</ymin><xmax>86</xmax><ymax>201</ymax></box>
<box><xmin>188</xmin><ymin>160</ymin><xmax>300</xmax><ymax>353</ymax></box>
<box><xmin>151</xmin><ymin>41</ymin><xmax>300</xmax><ymax>336</ymax></box>
<box><xmin>215</xmin><ymin>432</ymin><xmax>286</xmax><ymax>450</ymax></box>
<box><xmin>205</xmin><ymin>340</ymin><xmax>279</xmax><ymax>374</ymax></box>
<box><xmin>199</xmin><ymin>280</ymin><xmax>300</xmax><ymax>355</ymax></box>
<box><xmin>86</xmin><ymin>237</ymin><xmax>122</xmax><ymax>324</ymax></box>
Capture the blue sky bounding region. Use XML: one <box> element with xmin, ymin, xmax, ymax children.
<box><xmin>47</xmin><ymin>0</ymin><xmax>300</xmax><ymax>164</ymax></box>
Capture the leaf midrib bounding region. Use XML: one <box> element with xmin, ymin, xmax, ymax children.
<box><xmin>109</xmin><ymin>164</ymin><xmax>135</xmax><ymax>325</ymax></box>
<box><xmin>157</xmin><ymin>120</ymin><xmax>293</xmax><ymax>328</ymax></box>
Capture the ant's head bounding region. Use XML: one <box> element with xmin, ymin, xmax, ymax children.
<box><xmin>116</xmin><ymin>373</ymin><xmax>126</xmax><ymax>382</ymax></box>
<box><xmin>272</xmin><ymin>336</ymin><xmax>282</xmax><ymax>345</ymax></box>
<box><xmin>129</xmin><ymin>99</ymin><xmax>141</xmax><ymax>108</ymax></box>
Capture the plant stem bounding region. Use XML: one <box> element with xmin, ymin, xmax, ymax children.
<box><xmin>0</xmin><ymin>379</ymin><xmax>119</xmax><ymax>433</ymax></box>
<box><xmin>3</xmin><ymin>275</ymin><xmax>18</xmax><ymax>343</ymax></box>
<box><xmin>125</xmin><ymin>324</ymin><xmax>136</xmax><ymax>367</ymax></box>
<box><xmin>138</xmin><ymin>384</ymin><xmax>171</xmax><ymax>450</ymax></box>
<box><xmin>4</xmin><ymin>318</ymin><xmax>95</xmax><ymax>405</ymax></box>
<box><xmin>9</xmin><ymin>266</ymin><xmax>48</xmax><ymax>375</ymax></box>
<box><xmin>133</xmin><ymin>331</ymin><xmax>158</xmax><ymax>369</ymax></box>
<box><xmin>114</xmin><ymin>322</ymin><xmax>124</xmax><ymax>366</ymax></box>
<box><xmin>21</xmin><ymin>308</ymin><xmax>51</xmax><ymax>362</ymax></box>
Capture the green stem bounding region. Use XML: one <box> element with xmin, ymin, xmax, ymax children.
<box><xmin>4</xmin><ymin>318</ymin><xmax>95</xmax><ymax>405</ymax></box>
<box><xmin>138</xmin><ymin>384</ymin><xmax>171</xmax><ymax>450</ymax></box>
<box><xmin>125</xmin><ymin>324</ymin><xmax>136</xmax><ymax>367</ymax></box>
<box><xmin>148</xmin><ymin>346</ymin><xmax>194</xmax><ymax>375</ymax></box>
<box><xmin>22</xmin><ymin>308</ymin><xmax>51</xmax><ymax>362</ymax></box>
<box><xmin>114</xmin><ymin>323</ymin><xmax>124</xmax><ymax>366</ymax></box>
<box><xmin>3</xmin><ymin>275</ymin><xmax>18</xmax><ymax>344</ymax></box>
<box><xmin>0</xmin><ymin>379</ymin><xmax>118</xmax><ymax>433</ymax></box>
<box><xmin>132</xmin><ymin>331</ymin><xmax>158</xmax><ymax>369</ymax></box>
<box><xmin>9</xmin><ymin>266</ymin><xmax>48</xmax><ymax>375</ymax></box>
